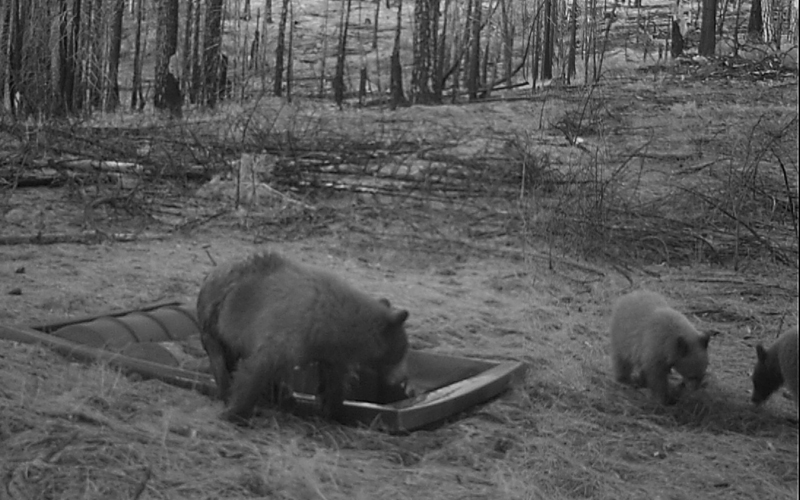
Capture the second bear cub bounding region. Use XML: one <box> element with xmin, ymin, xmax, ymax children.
<box><xmin>610</xmin><ymin>290</ymin><xmax>711</xmax><ymax>405</ymax></box>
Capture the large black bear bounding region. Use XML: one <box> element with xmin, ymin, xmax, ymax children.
<box><xmin>197</xmin><ymin>252</ymin><xmax>410</xmax><ymax>422</ymax></box>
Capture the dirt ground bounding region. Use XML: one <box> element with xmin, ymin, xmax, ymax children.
<box><xmin>1</xmin><ymin>179</ymin><xmax>798</xmax><ymax>500</ymax></box>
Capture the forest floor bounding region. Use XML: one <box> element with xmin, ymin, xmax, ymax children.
<box><xmin>1</xmin><ymin>0</ymin><xmax>799</xmax><ymax>499</ymax></box>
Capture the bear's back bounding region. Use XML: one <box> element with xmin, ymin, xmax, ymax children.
<box><xmin>214</xmin><ymin>252</ymin><xmax>397</xmax><ymax>359</ymax></box>
<box><xmin>611</xmin><ymin>290</ymin><xmax>671</xmax><ymax>354</ymax></box>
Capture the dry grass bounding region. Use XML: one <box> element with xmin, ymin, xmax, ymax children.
<box><xmin>1</xmin><ymin>228</ymin><xmax>798</xmax><ymax>499</ymax></box>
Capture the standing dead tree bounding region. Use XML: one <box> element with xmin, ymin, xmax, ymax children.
<box><xmin>390</xmin><ymin>0</ymin><xmax>408</xmax><ymax>108</ymax></box>
<box><xmin>274</xmin><ymin>0</ymin><xmax>290</xmax><ymax>96</ymax></box>
<box><xmin>467</xmin><ymin>0</ymin><xmax>481</xmax><ymax>100</ymax></box>
<box><xmin>333</xmin><ymin>0</ymin><xmax>353</xmax><ymax>106</ymax></box>
<box><xmin>154</xmin><ymin>0</ymin><xmax>181</xmax><ymax>117</ymax></box>
<box><xmin>106</xmin><ymin>0</ymin><xmax>125</xmax><ymax>111</ymax></box>
<box><xmin>203</xmin><ymin>0</ymin><xmax>223</xmax><ymax>107</ymax></box>
<box><xmin>412</xmin><ymin>0</ymin><xmax>441</xmax><ymax>104</ymax></box>
<box><xmin>699</xmin><ymin>0</ymin><xmax>717</xmax><ymax>56</ymax></box>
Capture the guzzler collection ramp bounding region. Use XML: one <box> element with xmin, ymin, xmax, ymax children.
<box><xmin>0</xmin><ymin>301</ymin><xmax>526</xmax><ymax>433</ymax></box>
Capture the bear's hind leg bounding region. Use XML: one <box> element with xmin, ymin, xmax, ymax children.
<box><xmin>224</xmin><ymin>350</ymin><xmax>287</xmax><ymax>422</ymax></box>
<box><xmin>201</xmin><ymin>332</ymin><xmax>234</xmax><ymax>402</ymax></box>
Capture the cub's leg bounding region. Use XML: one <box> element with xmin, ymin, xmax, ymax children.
<box><xmin>642</xmin><ymin>363</ymin><xmax>676</xmax><ymax>405</ymax></box>
<box><xmin>201</xmin><ymin>332</ymin><xmax>234</xmax><ymax>403</ymax></box>
<box><xmin>317</xmin><ymin>362</ymin><xmax>350</xmax><ymax>422</ymax></box>
<box><xmin>612</xmin><ymin>353</ymin><xmax>634</xmax><ymax>384</ymax></box>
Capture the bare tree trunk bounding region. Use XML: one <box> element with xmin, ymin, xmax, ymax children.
<box><xmin>333</xmin><ymin>0</ymin><xmax>352</xmax><ymax>106</ymax></box>
<box><xmin>372</xmin><ymin>0</ymin><xmax>380</xmax><ymax>49</ymax></box>
<box><xmin>435</xmin><ymin>0</ymin><xmax>449</xmax><ymax>99</ymax></box>
<box><xmin>154</xmin><ymin>0</ymin><xmax>180</xmax><ymax>114</ymax></box>
<box><xmin>131</xmin><ymin>0</ymin><xmax>144</xmax><ymax>110</ymax></box>
<box><xmin>748</xmin><ymin>0</ymin><xmax>762</xmax><ymax>38</ymax></box>
<box><xmin>319</xmin><ymin>0</ymin><xmax>330</xmax><ymax>97</ymax></box>
<box><xmin>7</xmin><ymin>0</ymin><xmax>22</xmax><ymax>115</ymax></box>
<box><xmin>699</xmin><ymin>0</ymin><xmax>716</xmax><ymax>56</ymax></box>
<box><xmin>105</xmin><ymin>0</ymin><xmax>124</xmax><ymax>111</ymax></box>
<box><xmin>70</xmin><ymin>0</ymin><xmax>82</xmax><ymax>112</ymax></box>
<box><xmin>190</xmin><ymin>0</ymin><xmax>201</xmax><ymax>103</ymax></box>
<box><xmin>203</xmin><ymin>0</ymin><xmax>223</xmax><ymax>106</ymax></box>
<box><xmin>412</xmin><ymin>0</ymin><xmax>439</xmax><ymax>104</ymax></box>
<box><xmin>274</xmin><ymin>0</ymin><xmax>289</xmax><ymax>96</ymax></box>
<box><xmin>531</xmin><ymin>0</ymin><xmax>540</xmax><ymax>90</ymax></box>
<box><xmin>390</xmin><ymin>0</ymin><xmax>408</xmax><ymax>108</ymax></box>
<box><xmin>467</xmin><ymin>0</ymin><xmax>481</xmax><ymax>100</ymax></box>
<box><xmin>671</xmin><ymin>18</ymin><xmax>684</xmax><ymax>57</ymax></box>
<box><xmin>286</xmin><ymin>0</ymin><xmax>294</xmax><ymax>101</ymax></box>
<box><xmin>88</xmin><ymin>0</ymin><xmax>103</xmax><ymax>109</ymax></box>
<box><xmin>182</xmin><ymin>0</ymin><xmax>193</xmax><ymax>101</ymax></box>
<box><xmin>542</xmin><ymin>0</ymin><xmax>554</xmax><ymax>80</ymax></box>
<box><xmin>582</xmin><ymin>0</ymin><xmax>591</xmax><ymax>84</ymax></box>
<box><xmin>566</xmin><ymin>0</ymin><xmax>577</xmax><ymax>83</ymax></box>
<box><xmin>0</xmin><ymin>0</ymin><xmax>12</xmax><ymax>110</ymax></box>
<box><xmin>500</xmin><ymin>0</ymin><xmax>513</xmax><ymax>87</ymax></box>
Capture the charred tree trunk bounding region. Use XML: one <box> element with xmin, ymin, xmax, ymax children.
<box><xmin>190</xmin><ymin>0</ymin><xmax>201</xmax><ymax>103</ymax></box>
<box><xmin>501</xmin><ymin>0</ymin><xmax>514</xmax><ymax>86</ymax></box>
<box><xmin>747</xmin><ymin>0</ymin><xmax>763</xmax><ymax>38</ymax></box>
<box><xmin>71</xmin><ymin>0</ymin><xmax>83</xmax><ymax>112</ymax></box>
<box><xmin>7</xmin><ymin>0</ymin><xmax>22</xmax><ymax>115</ymax></box>
<box><xmin>532</xmin><ymin>0</ymin><xmax>540</xmax><ymax>89</ymax></box>
<box><xmin>467</xmin><ymin>0</ymin><xmax>481</xmax><ymax>100</ymax></box>
<box><xmin>435</xmin><ymin>0</ymin><xmax>449</xmax><ymax>99</ymax></box>
<box><xmin>105</xmin><ymin>0</ymin><xmax>124</xmax><ymax>110</ymax></box>
<box><xmin>203</xmin><ymin>0</ymin><xmax>223</xmax><ymax>106</ymax></box>
<box><xmin>699</xmin><ymin>0</ymin><xmax>716</xmax><ymax>56</ymax></box>
<box><xmin>567</xmin><ymin>0</ymin><xmax>577</xmax><ymax>83</ymax></box>
<box><xmin>411</xmin><ymin>0</ymin><xmax>440</xmax><ymax>104</ymax></box>
<box><xmin>333</xmin><ymin>0</ymin><xmax>352</xmax><ymax>106</ymax></box>
<box><xmin>372</xmin><ymin>0</ymin><xmax>380</xmax><ymax>49</ymax></box>
<box><xmin>182</xmin><ymin>0</ymin><xmax>194</xmax><ymax>103</ymax></box>
<box><xmin>154</xmin><ymin>0</ymin><xmax>180</xmax><ymax>115</ymax></box>
<box><xmin>542</xmin><ymin>0</ymin><xmax>554</xmax><ymax>81</ymax></box>
<box><xmin>286</xmin><ymin>0</ymin><xmax>294</xmax><ymax>101</ymax></box>
<box><xmin>671</xmin><ymin>18</ymin><xmax>684</xmax><ymax>57</ymax></box>
<box><xmin>0</xmin><ymin>0</ymin><xmax>9</xmax><ymax>108</ymax></box>
<box><xmin>131</xmin><ymin>0</ymin><xmax>144</xmax><ymax>110</ymax></box>
<box><xmin>88</xmin><ymin>0</ymin><xmax>103</xmax><ymax>109</ymax></box>
<box><xmin>390</xmin><ymin>0</ymin><xmax>408</xmax><ymax>109</ymax></box>
<box><xmin>274</xmin><ymin>0</ymin><xmax>289</xmax><ymax>97</ymax></box>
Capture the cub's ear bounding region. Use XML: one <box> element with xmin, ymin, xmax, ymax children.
<box><xmin>379</xmin><ymin>298</ymin><xmax>392</xmax><ymax>308</ymax></box>
<box><xmin>755</xmin><ymin>344</ymin><xmax>768</xmax><ymax>363</ymax></box>
<box><xmin>390</xmin><ymin>309</ymin><xmax>409</xmax><ymax>326</ymax></box>
<box><xmin>675</xmin><ymin>337</ymin><xmax>690</xmax><ymax>357</ymax></box>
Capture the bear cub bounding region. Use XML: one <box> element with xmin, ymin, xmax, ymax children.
<box><xmin>610</xmin><ymin>290</ymin><xmax>711</xmax><ymax>405</ymax></box>
<box><xmin>751</xmin><ymin>328</ymin><xmax>798</xmax><ymax>409</ymax></box>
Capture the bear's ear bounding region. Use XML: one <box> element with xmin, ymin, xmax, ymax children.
<box><xmin>755</xmin><ymin>344</ymin><xmax>767</xmax><ymax>363</ymax></box>
<box><xmin>389</xmin><ymin>309</ymin><xmax>409</xmax><ymax>326</ymax></box>
<box><xmin>676</xmin><ymin>337</ymin><xmax>690</xmax><ymax>357</ymax></box>
<box><xmin>379</xmin><ymin>298</ymin><xmax>392</xmax><ymax>308</ymax></box>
